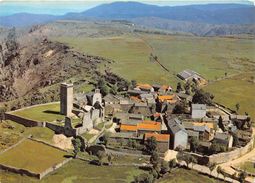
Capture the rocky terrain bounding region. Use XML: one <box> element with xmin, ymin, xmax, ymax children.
<box><xmin>0</xmin><ymin>27</ymin><xmax>113</xmax><ymax>110</ymax></box>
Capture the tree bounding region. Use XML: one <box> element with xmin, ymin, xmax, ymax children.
<box><xmin>238</xmin><ymin>171</ymin><xmax>247</xmax><ymax>183</ymax></box>
<box><xmin>225</xmin><ymin>72</ymin><xmax>228</xmax><ymax>77</ymax></box>
<box><xmin>176</xmin><ymin>82</ymin><xmax>183</xmax><ymax>93</ymax></box>
<box><xmin>169</xmin><ymin>159</ymin><xmax>177</xmax><ymax>170</ymax></box>
<box><xmin>6</xmin><ymin>27</ymin><xmax>18</xmax><ymax>51</ymax></box>
<box><xmin>208</xmin><ymin>162</ymin><xmax>217</xmax><ymax>176</ymax></box>
<box><xmin>150</xmin><ymin>151</ymin><xmax>160</xmax><ymax>168</ymax></box>
<box><xmin>192</xmin><ymin>89</ymin><xmax>214</xmax><ymax>105</ymax></box>
<box><xmin>210</xmin><ymin>142</ymin><xmax>227</xmax><ymax>154</ymax></box>
<box><xmin>101</xmin><ymin>134</ymin><xmax>109</xmax><ymax>146</ymax></box>
<box><xmin>97</xmin><ymin>78</ymin><xmax>109</xmax><ymax>96</ymax></box>
<box><xmin>184</xmin><ymin>81</ymin><xmax>191</xmax><ymax>95</ymax></box>
<box><xmin>131</xmin><ymin>80</ymin><xmax>137</xmax><ymax>89</ymax></box>
<box><xmin>216</xmin><ymin>166</ymin><xmax>222</xmax><ymax>179</ymax></box>
<box><xmin>218</xmin><ymin>116</ymin><xmax>225</xmax><ymax>132</ymax></box>
<box><xmin>189</xmin><ymin>137</ymin><xmax>199</xmax><ymax>153</ymax></box>
<box><xmin>134</xmin><ymin>173</ymin><xmax>154</xmax><ymax>183</ymax></box>
<box><xmin>235</xmin><ymin>103</ymin><xmax>240</xmax><ymax>112</ymax></box>
<box><xmin>71</xmin><ymin>138</ymin><xmax>82</xmax><ymax>158</ymax></box>
<box><xmin>173</xmin><ymin>101</ymin><xmax>186</xmax><ymax>114</ymax></box>
<box><xmin>177</xmin><ymin>153</ymin><xmax>193</xmax><ymax>169</ymax></box>
<box><xmin>0</xmin><ymin>107</ymin><xmax>6</xmax><ymax>123</ymax></box>
<box><xmin>110</xmin><ymin>84</ymin><xmax>118</xmax><ymax>95</ymax></box>
<box><xmin>145</xmin><ymin>136</ymin><xmax>157</xmax><ymax>154</ymax></box>
<box><xmin>160</xmin><ymin>161</ymin><xmax>170</xmax><ymax>175</ymax></box>
<box><xmin>107</xmin><ymin>154</ymin><xmax>112</xmax><ymax>165</ymax></box>
<box><xmin>96</xmin><ymin>150</ymin><xmax>105</xmax><ymax>166</ymax></box>
<box><xmin>189</xmin><ymin>156</ymin><xmax>197</xmax><ymax>169</ymax></box>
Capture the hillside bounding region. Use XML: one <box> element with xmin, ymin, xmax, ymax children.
<box><xmin>0</xmin><ymin>27</ymin><xmax>111</xmax><ymax>110</ymax></box>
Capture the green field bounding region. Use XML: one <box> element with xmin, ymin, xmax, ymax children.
<box><xmin>0</xmin><ymin>139</ymin><xmax>67</xmax><ymax>173</ymax></box>
<box><xmin>239</xmin><ymin>161</ymin><xmax>255</xmax><ymax>173</ymax></box>
<box><xmin>159</xmin><ymin>168</ymin><xmax>224</xmax><ymax>183</ymax></box>
<box><xmin>0</xmin><ymin>120</ymin><xmax>55</xmax><ymax>151</ymax></box>
<box><xmin>205</xmin><ymin>73</ymin><xmax>255</xmax><ymax>120</ymax></box>
<box><xmin>12</xmin><ymin>103</ymin><xmax>64</xmax><ymax>122</ymax></box>
<box><xmin>0</xmin><ymin>159</ymin><xmax>145</xmax><ymax>183</ymax></box>
<box><xmin>54</xmin><ymin>33</ymin><xmax>255</xmax><ymax>119</ymax></box>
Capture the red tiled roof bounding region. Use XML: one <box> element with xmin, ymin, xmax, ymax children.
<box><xmin>144</xmin><ymin>133</ymin><xmax>170</xmax><ymax>142</ymax></box>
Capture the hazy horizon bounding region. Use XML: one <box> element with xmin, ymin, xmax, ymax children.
<box><xmin>0</xmin><ymin>0</ymin><xmax>254</xmax><ymax>17</ymax></box>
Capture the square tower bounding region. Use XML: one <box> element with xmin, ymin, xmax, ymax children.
<box><xmin>60</xmin><ymin>83</ymin><xmax>73</xmax><ymax>116</ymax></box>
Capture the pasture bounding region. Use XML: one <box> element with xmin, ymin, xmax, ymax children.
<box><xmin>0</xmin><ymin>139</ymin><xmax>68</xmax><ymax>174</ymax></box>
<box><xmin>55</xmin><ymin>33</ymin><xmax>255</xmax><ymax>119</ymax></box>
<box><xmin>0</xmin><ymin>159</ymin><xmax>145</xmax><ymax>183</ymax></box>
<box><xmin>11</xmin><ymin>103</ymin><xmax>64</xmax><ymax>122</ymax></box>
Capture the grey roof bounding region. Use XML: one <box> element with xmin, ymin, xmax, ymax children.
<box><xmin>187</xmin><ymin>130</ymin><xmax>199</xmax><ymax>138</ymax></box>
<box><xmin>192</xmin><ymin>104</ymin><xmax>206</xmax><ymax>110</ymax></box>
<box><xmin>193</xmin><ymin>125</ymin><xmax>210</xmax><ymax>133</ymax></box>
<box><xmin>129</xmin><ymin>113</ymin><xmax>144</xmax><ymax>120</ymax></box>
<box><xmin>152</xmin><ymin>84</ymin><xmax>162</xmax><ymax>89</ymax></box>
<box><xmin>230</xmin><ymin>115</ymin><xmax>248</xmax><ymax>120</ymax></box>
<box><xmin>121</xmin><ymin>119</ymin><xmax>141</xmax><ymax>125</ymax></box>
<box><xmin>140</xmin><ymin>93</ymin><xmax>154</xmax><ymax>99</ymax></box>
<box><xmin>214</xmin><ymin>132</ymin><xmax>231</xmax><ymax>141</ymax></box>
<box><xmin>103</xmin><ymin>94</ymin><xmax>119</xmax><ymax>103</ymax></box>
<box><xmin>177</xmin><ymin>69</ymin><xmax>199</xmax><ymax>80</ymax></box>
<box><xmin>199</xmin><ymin>141</ymin><xmax>212</xmax><ymax>148</ymax></box>
<box><xmin>167</xmin><ymin>118</ymin><xmax>187</xmax><ymax>134</ymax></box>
<box><xmin>109</xmin><ymin>133</ymin><xmax>143</xmax><ymax>140</ymax></box>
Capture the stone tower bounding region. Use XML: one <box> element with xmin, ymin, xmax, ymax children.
<box><xmin>60</xmin><ymin>83</ymin><xmax>73</xmax><ymax>116</ymax></box>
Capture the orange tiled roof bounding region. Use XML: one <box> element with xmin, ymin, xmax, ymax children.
<box><xmin>120</xmin><ymin>124</ymin><xmax>137</xmax><ymax>132</ymax></box>
<box><xmin>193</xmin><ymin>122</ymin><xmax>214</xmax><ymax>129</ymax></box>
<box><xmin>137</xmin><ymin>83</ymin><xmax>152</xmax><ymax>89</ymax></box>
<box><xmin>144</xmin><ymin>133</ymin><xmax>170</xmax><ymax>142</ymax></box>
<box><xmin>158</xmin><ymin>95</ymin><xmax>177</xmax><ymax>103</ymax></box>
<box><xmin>137</xmin><ymin>121</ymin><xmax>161</xmax><ymax>131</ymax></box>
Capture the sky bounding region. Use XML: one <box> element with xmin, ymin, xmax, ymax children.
<box><xmin>0</xmin><ymin>0</ymin><xmax>254</xmax><ymax>17</ymax></box>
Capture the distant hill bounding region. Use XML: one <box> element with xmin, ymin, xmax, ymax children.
<box><xmin>131</xmin><ymin>17</ymin><xmax>255</xmax><ymax>36</ymax></box>
<box><xmin>0</xmin><ymin>13</ymin><xmax>58</xmax><ymax>27</ymax></box>
<box><xmin>0</xmin><ymin>2</ymin><xmax>254</xmax><ymax>36</ymax></box>
<box><xmin>81</xmin><ymin>2</ymin><xmax>255</xmax><ymax>24</ymax></box>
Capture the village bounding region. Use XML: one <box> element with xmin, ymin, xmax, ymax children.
<box><xmin>0</xmin><ymin>69</ymin><xmax>253</xmax><ymax>183</ymax></box>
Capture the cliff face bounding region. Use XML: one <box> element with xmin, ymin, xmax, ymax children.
<box><xmin>0</xmin><ymin>32</ymin><xmax>109</xmax><ymax>109</ymax></box>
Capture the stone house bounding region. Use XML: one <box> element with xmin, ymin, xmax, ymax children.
<box><xmin>108</xmin><ymin>132</ymin><xmax>143</xmax><ymax>146</ymax></box>
<box><xmin>129</xmin><ymin>102</ymin><xmax>155</xmax><ymax>116</ymax></box>
<box><xmin>144</xmin><ymin>133</ymin><xmax>170</xmax><ymax>153</ymax></box>
<box><xmin>214</xmin><ymin>132</ymin><xmax>233</xmax><ymax>149</ymax></box>
<box><xmin>191</xmin><ymin>104</ymin><xmax>206</xmax><ymax>119</ymax></box>
<box><xmin>166</xmin><ymin>118</ymin><xmax>188</xmax><ymax>149</ymax></box>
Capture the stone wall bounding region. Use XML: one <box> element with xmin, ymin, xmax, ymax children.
<box><xmin>190</xmin><ymin>136</ymin><xmax>254</xmax><ymax>165</ymax></box>
<box><xmin>5</xmin><ymin>113</ymin><xmax>45</xmax><ymax>127</ymax></box>
<box><xmin>0</xmin><ymin>164</ymin><xmax>40</xmax><ymax>179</ymax></box>
<box><xmin>209</xmin><ymin>137</ymin><xmax>254</xmax><ymax>164</ymax></box>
